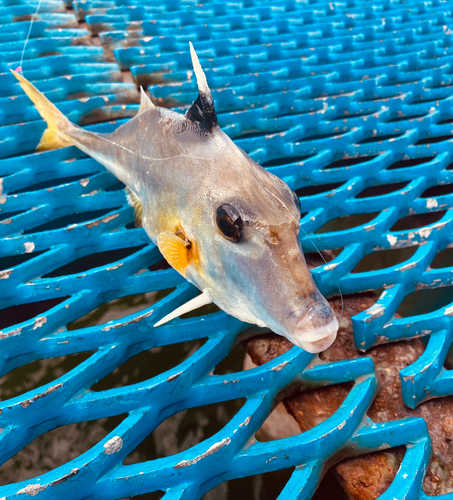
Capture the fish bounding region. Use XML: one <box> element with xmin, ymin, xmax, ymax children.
<box><xmin>10</xmin><ymin>43</ymin><xmax>339</xmax><ymax>353</ymax></box>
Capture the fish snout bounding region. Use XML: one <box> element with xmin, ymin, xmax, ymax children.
<box><xmin>290</xmin><ymin>302</ymin><xmax>339</xmax><ymax>353</ymax></box>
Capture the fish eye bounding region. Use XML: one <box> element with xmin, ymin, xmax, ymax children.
<box><xmin>216</xmin><ymin>204</ymin><xmax>244</xmax><ymax>242</ymax></box>
<box><xmin>292</xmin><ymin>190</ymin><xmax>301</xmax><ymax>214</ymax></box>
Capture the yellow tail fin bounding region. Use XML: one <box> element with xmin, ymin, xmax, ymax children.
<box><xmin>10</xmin><ymin>69</ymin><xmax>73</xmax><ymax>151</ymax></box>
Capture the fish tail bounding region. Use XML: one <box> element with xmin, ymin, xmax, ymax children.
<box><xmin>10</xmin><ymin>69</ymin><xmax>73</xmax><ymax>151</ymax></box>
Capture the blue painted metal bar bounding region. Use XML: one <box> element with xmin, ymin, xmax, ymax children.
<box><xmin>1</xmin><ymin>0</ymin><xmax>453</xmax><ymax>498</ymax></box>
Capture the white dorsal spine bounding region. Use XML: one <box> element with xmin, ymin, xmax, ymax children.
<box><xmin>137</xmin><ymin>86</ymin><xmax>155</xmax><ymax>116</ymax></box>
<box><xmin>189</xmin><ymin>41</ymin><xmax>211</xmax><ymax>96</ymax></box>
<box><xmin>153</xmin><ymin>291</ymin><xmax>212</xmax><ymax>327</ymax></box>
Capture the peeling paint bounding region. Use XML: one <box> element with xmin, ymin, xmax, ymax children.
<box><xmin>50</xmin><ymin>468</ymin><xmax>79</xmax><ymax>486</ymax></box>
<box><xmin>81</xmin><ymin>190</ymin><xmax>99</xmax><ymax>197</ymax></box>
<box><xmin>0</xmin><ymin>327</ymin><xmax>22</xmax><ymax>340</ymax></box>
<box><xmin>33</xmin><ymin>317</ymin><xmax>47</xmax><ymax>330</ymax></box>
<box><xmin>167</xmin><ymin>371</ymin><xmax>183</xmax><ymax>382</ymax></box>
<box><xmin>24</xmin><ymin>242</ymin><xmax>35</xmax><ymax>254</ymax></box>
<box><xmin>426</xmin><ymin>198</ymin><xmax>438</xmax><ymax>209</ymax></box>
<box><xmin>0</xmin><ymin>269</ymin><xmax>13</xmax><ymax>280</ymax></box>
<box><xmin>240</xmin><ymin>416</ymin><xmax>251</xmax><ymax>427</ymax></box>
<box><xmin>421</xmin><ymin>220</ymin><xmax>447</xmax><ymax>238</ymax></box>
<box><xmin>20</xmin><ymin>383</ymin><xmax>63</xmax><ymax>408</ymax></box>
<box><xmin>387</xmin><ymin>234</ymin><xmax>397</xmax><ymax>246</ymax></box>
<box><xmin>273</xmin><ymin>360</ymin><xmax>289</xmax><ymax>371</ymax></box>
<box><xmin>104</xmin><ymin>436</ymin><xmax>123</xmax><ymax>454</ymax></box>
<box><xmin>444</xmin><ymin>305</ymin><xmax>453</xmax><ymax>316</ymax></box>
<box><xmin>223</xmin><ymin>378</ymin><xmax>240</xmax><ymax>384</ymax></box>
<box><xmin>399</xmin><ymin>262</ymin><xmax>417</xmax><ymax>272</ymax></box>
<box><xmin>101</xmin><ymin>309</ymin><xmax>154</xmax><ymax>331</ymax></box>
<box><xmin>87</xmin><ymin>212</ymin><xmax>119</xmax><ymax>229</ymax></box>
<box><xmin>80</xmin><ymin>178</ymin><xmax>90</xmax><ymax>187</ymax></box>
<box><xmin>174</xmin><ymin>438</ymin><xmax>231</xmax><ymax>468</ymax></box>
<box><xmin>366</xmin><ymin>305</ymin><xmax>385</xmax><ymax>320</ymax></box>
<box><xmin>17</xmin><ymin>483</ymin><xmax>47</xmax><ymax>496</ymax></box>
<box><xmin>106</xmin><ymin>263</ymin><xmax>123</xmax><ymax>271</ymax></box>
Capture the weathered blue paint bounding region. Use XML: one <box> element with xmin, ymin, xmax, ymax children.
<box><xmin>1</xmin><ymin>0</ymin><xmax>453</xmax><ymax>498</ymax></box>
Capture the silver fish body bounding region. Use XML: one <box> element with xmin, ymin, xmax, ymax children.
<box><xmin>11</xmin><ymin>44</ymin><xmax>338</xmax><ymax>353</ymax></box>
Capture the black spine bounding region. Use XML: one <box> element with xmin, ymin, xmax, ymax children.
<box><xmin>186</xmin><ymin>92</ymin><xmax>218</xmax><ymax>131</ymax></box>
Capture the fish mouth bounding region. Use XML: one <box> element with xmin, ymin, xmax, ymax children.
<box><xmin>287</xmin><ymin>302</ymin><xmax>339</xmax><ymax>354</ymax></box>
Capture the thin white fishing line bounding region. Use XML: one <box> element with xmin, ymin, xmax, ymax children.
<box><xmin>249</xmin><ymin>163</ymin><xmax>345</xmax><ymax>321</ymax></box>
<box><xmin>17</xmin><ymin>0</ymin><xmax>43</xmax><ymax>73</ymax></box>
<box><xmin>298</xmin><ymin>220</ymin><xmax>345</xmax><ymax>321</ymax></box>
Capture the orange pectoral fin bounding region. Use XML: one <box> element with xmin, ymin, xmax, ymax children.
<box><xmin>157</xmin><ymin>231</ymin><xmax>191</xmax><ymax>277</ymax></box>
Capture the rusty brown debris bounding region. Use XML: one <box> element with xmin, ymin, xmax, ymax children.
<box><xmin>243</xmin><ymin>290</ymin><xmax>453</xmax><ymax>499</ymax></box>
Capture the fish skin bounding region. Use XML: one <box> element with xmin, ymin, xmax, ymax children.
<box><xmin>10</xmin><ymin>47</ymin><xmax>339</xmax><ymax>353</ymax></box>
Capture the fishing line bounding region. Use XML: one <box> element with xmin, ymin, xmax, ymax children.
<box><xmin>17</xmin><ymin>0</ymin><xmax>43</xmax><ymax>74</ymax></box>
<box><xmin>298</xmin><ymin>220</ymin><xmax>344</xmax><ymax>321</ymax></box>
<box><xmin>243</xmin><ymin>157</ymin><xmax>345</xmax><ymax>320</ymax></box>
<box><xmin>15</xmin><ymin>45</ymin><xmax>345</xmax><ymax>324</ymax></box>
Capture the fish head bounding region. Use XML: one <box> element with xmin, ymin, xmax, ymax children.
<box><xmin>182</xmin><ymin>135</ymin><xmax>338</xmax><ymax>354</ymax></box>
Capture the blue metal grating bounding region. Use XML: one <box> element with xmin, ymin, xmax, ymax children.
<box><xmin>1</xmin><ymin>0</ymin><xmax>453</xmax><ymax>498</ymax></box>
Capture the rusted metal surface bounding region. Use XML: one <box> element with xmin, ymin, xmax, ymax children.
<box><xmin>244</xmin><ymin>255</ymin><xmax>453</xmax><ymax>498</ymax></box>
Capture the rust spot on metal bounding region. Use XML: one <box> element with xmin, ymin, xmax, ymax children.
<box><xmin>244</xmin><ymin>287</ymin><xmax>453</xmax><ymax>497</ymax></box>
<box><xmin>20</xmin><ymin>383</ymin><xmax>63</xmax><ymax>408</ymax></box>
